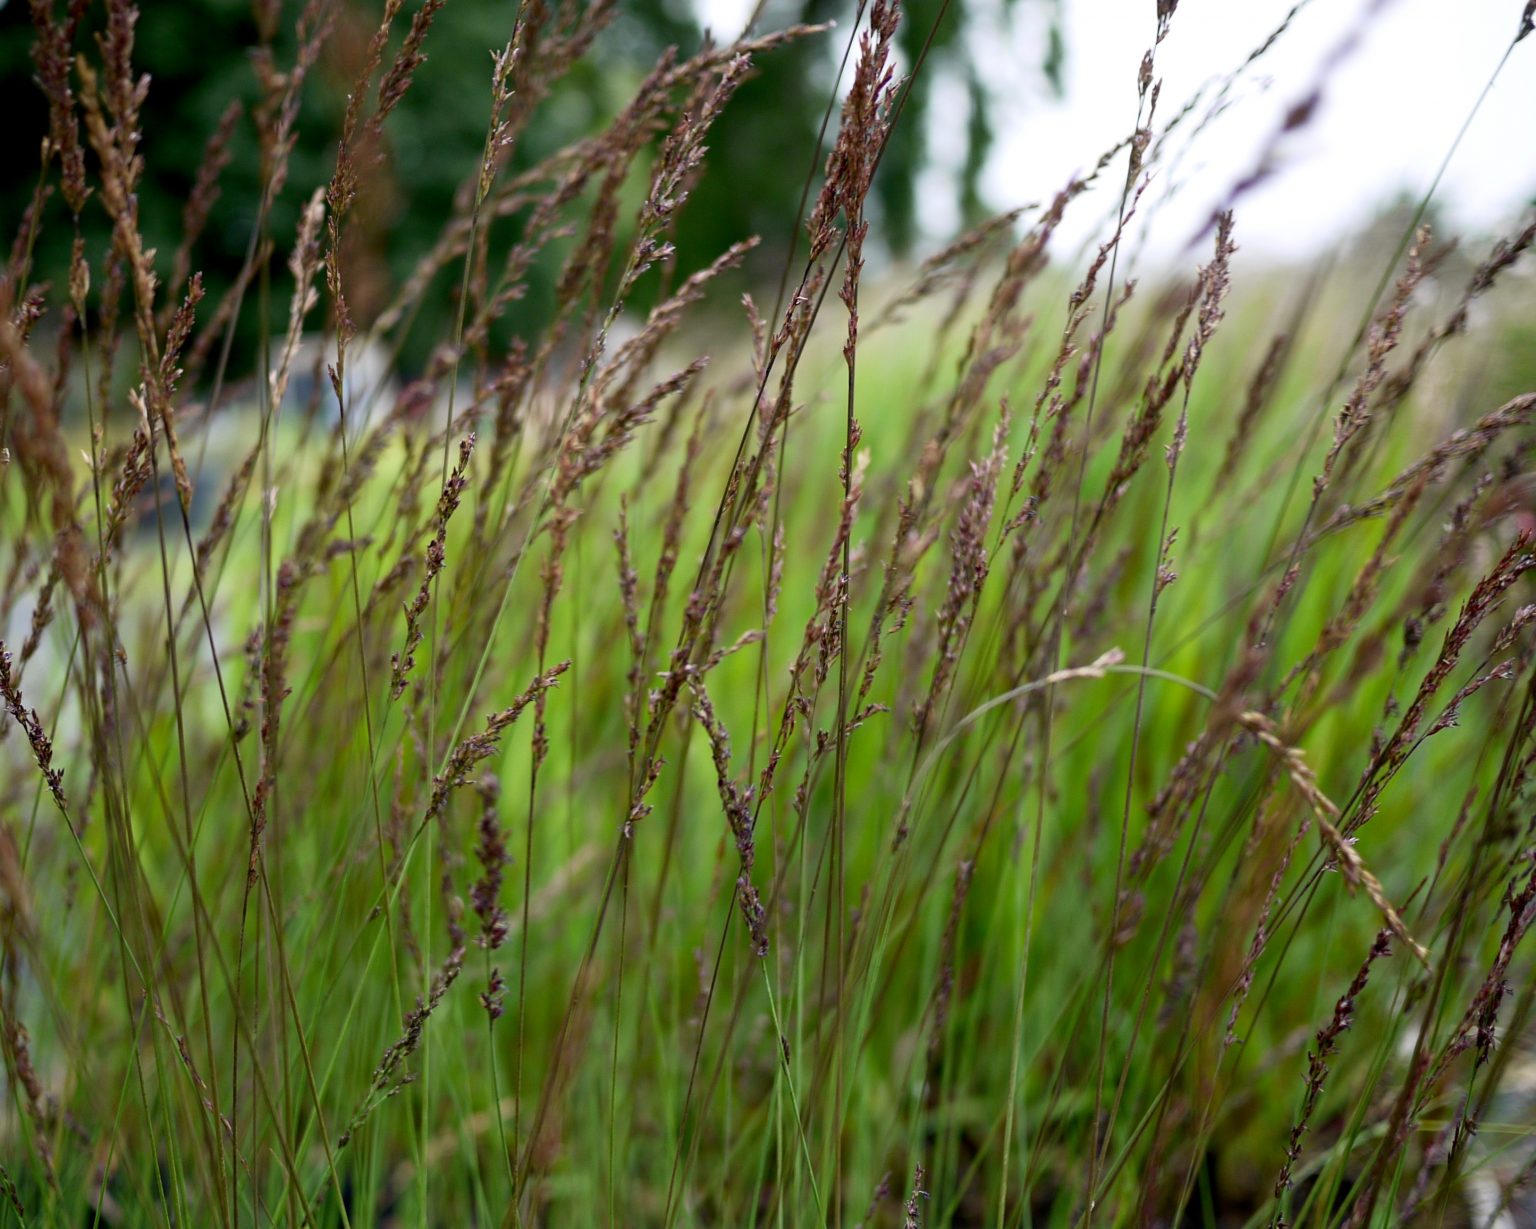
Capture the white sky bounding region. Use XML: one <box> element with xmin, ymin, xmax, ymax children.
<box><xmin>700</xmin><ymin>0</ymin><xmax>1536</xmax><ymax>262</ymax></box>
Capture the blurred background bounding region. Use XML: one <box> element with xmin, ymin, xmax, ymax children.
<box><xmin>3</xmin><ymin>0</ymin><xmax>1533</xmax><ymax>369</ymax></box>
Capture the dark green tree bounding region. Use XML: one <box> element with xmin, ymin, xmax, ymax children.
<box><xmin>1</xmin><ymin>0</ymin><xmax>1059</xmax><ymax>372</ymax></box>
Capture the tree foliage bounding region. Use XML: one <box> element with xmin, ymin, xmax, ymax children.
<box><xmin>0</xmin><ymin>0</ymin><xmax>1058</xmax><ymax>371</ymax></box>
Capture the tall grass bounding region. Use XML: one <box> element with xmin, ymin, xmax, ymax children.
<box><xmin>3</xmin><ymin>1</ymin><xmax>1536</xmax><ymax>1225</ymax></box>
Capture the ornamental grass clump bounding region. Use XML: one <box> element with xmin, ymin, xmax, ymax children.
<box><xmin>3</xmin><ymin>0</ymin><xmax>1536</xmax><ymax>1225</ymax></box>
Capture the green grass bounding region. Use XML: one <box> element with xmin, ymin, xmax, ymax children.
<box><xmin>4</xmin><ymin>2</ymin><xmax>1536</xmax><ymax>1226</ymax></box>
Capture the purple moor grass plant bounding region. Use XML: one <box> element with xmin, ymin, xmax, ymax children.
<box><xmin>3</xmin><ymin>0</ymin><xmax>1536</xmax><ymax>1225</ymax></box>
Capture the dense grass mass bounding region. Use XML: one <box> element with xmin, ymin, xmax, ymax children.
<box><xmin>5</xmin><ymin>1</ymin><xmax>1536</xmax><ymax>1225</ymax></box>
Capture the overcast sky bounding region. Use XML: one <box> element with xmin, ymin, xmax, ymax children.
<box><xmin>700</xmin><ymin>0</ymin><xmax>1536</xmax><ymax>262</ymax></box>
